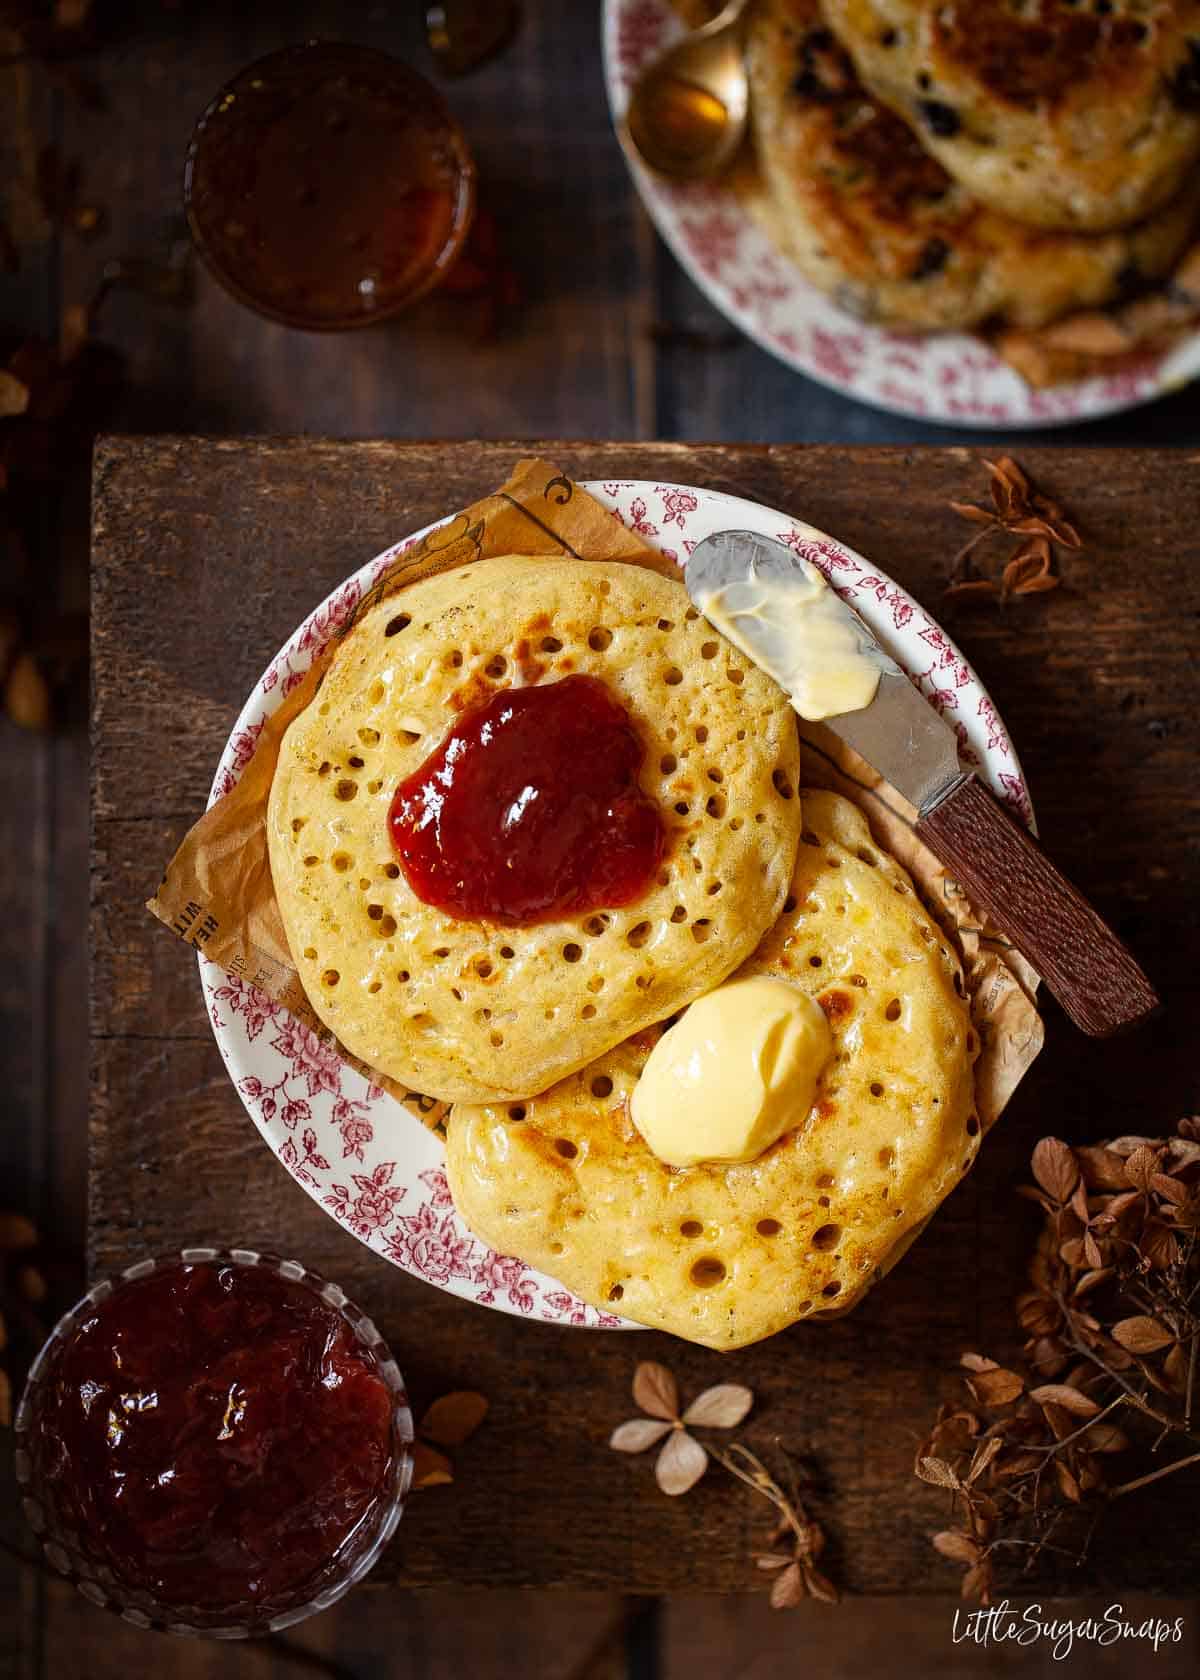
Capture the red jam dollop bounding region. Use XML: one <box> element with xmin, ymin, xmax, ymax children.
<box><xmin>30</xmin><ymin>1262</ymin><xmax>395</xmax><ymax>1619</ymax></box>
<box><xmin>388</xmin><ymin>674</ymin><xmax>665</xmax><ymax>924</ymax></box>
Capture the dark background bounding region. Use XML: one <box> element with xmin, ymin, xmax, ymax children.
<box><xmin>1</xmin><ymin>4</ymin><xmax>1198</xmax><ymax>1678</ymax></box>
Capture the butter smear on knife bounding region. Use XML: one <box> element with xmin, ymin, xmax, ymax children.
<box><xmin>693</xmin><ymin>555</ymin><xmax>888</xmax><ymax>721</ymax></box>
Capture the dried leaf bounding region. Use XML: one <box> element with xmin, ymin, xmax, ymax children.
<box><xmin>1084</xmin><ymin>1422</ymin><xmax>1131</xmax><ymax>1454</ymax></box>
<box><xmin>933</xmin><ymin>1530</ymin><xmax>981</xmax><ymax>1564</ymax></box>
<box><xmin>961</xmin><ymin>1560</ymin><xmax>993</xmax><ymax>1603</ymax></box>
<box><xmin>1077</xmin><ymin>1146</ymin><xmax>1131</xmax><ymax>1191</ymax></box>
<box><xmin>1083</xmin><ymin>1231</ymin><xmax>1103</xmax><ymax>1271</ymax></box>
<box><xmin>633</xmin><ymin>1360</ymin><xmax>679</xmax><ymax>1422</ymax></box>
<box><xmin>1029</xmin><ymin>1384</ymin><xmax>1100</xmax><ymax>1418</ymax></box>
<box><xmin>948</xmin><ymin>502</ymin><xmax>999</xmax><ymax>526</ymax></box>
<box><xmin>770</xmin><ymin>1560</ymin><xmax>805</xmax><ymax>1610</ymax></box>
<box><xmin>965</xmin><ymin>1437</ymin><xmax>1002</xmax><ymax>1484</ymax></box>
<box><xmin>943</xmin><ymin>578</ymin><xmax>999</xmax><ymax>602</ymax></box>
<box><xmin>1151</xmin><ymin>1173</ymin><xmax>1188</xmax><ymax>1205</ymax></box>
<box><xmin>1012</xmin><ymin>573</ymin><xmax>1060</xmax><ymax>596</ymax></box>
<box><xmin>755</xmin><ymin>1552</ymin><xmax>792</xmax><ymax>1572</ymax></box>
<box><xmin>960</xmin><ymin>1353</ymin><xmax>999</xmax><ymax>1373</ymax></box>
<box><xmin>1142</xmin><ymin>1223</ymin><xmax>1180</xmax><ymax>1270</ymax></box>
<box><xmin>610</xmin><ymin>1418</ymin><xmax>673</xmax><ymax>1454</ymax></box>
<box><xmin>1111</xmin><ymin>1316</ymin><xmax>1175</xmax><ymax>1353</ymax></box>
<box><xmin>419</xmin><ymin>1390</ymin><xmax>489</xmax><ymax>1446</ymax></box>
<box><xmin>0</xmin><ymin>371</ymin><xmax>30</xmax><ymax>419</ymax></box>
<box><xmin>655</xmin><ymin>1428</ymin><xmax>707</xmax><ymax>1496</ymax></box>
<box><xmin>1054</xmin><ymin>1459</ymin><xmax>1082</xmax><ymax>1503</ymax></box>
<box><xmin>1123</xmin><ymin>1145</ymin><xmax>1160</xmax><ymax>1192</ymax></box>
<box><xmin>804</xmin><ymin>1566</ymin><xmax>839</xmax><ymax>1605</ymax></box>
<box><xmin>1072</xmin><ymin>1268</ymin><xmax>1114</xmax><ymax>1300</ymax></box>
<box><xmin>410</xmin><ymin>1440</ymin><xmax>453</xmax><ymax>1489</ymax></box>
<box><xmin>917</xmin><ymin>1456</ymin><xmax>963</xmax><ymax>1490</ymax></box>
<box><xmin>1032</xmin><ymin>1138</ymin><xmax>1078</xmax><ymax>1204</ymax></box>
<box><xmin>968</xmin><ymin>1368</ymin><xmax>1024</xmax><ymax>1407</ymax></box>
<box><xmin>682</xmin><ymin>1383</ymin><xmax>753</xmax><ymax>1430</ymax></box>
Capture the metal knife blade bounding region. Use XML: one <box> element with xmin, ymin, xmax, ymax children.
<box><xmin>685</xmin><ymin>529</ymin><xmax>966</xmax><ymax>815</ymax></box>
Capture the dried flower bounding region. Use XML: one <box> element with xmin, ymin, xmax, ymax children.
<box><xmin>610</xmin><ymin>1362</ymin><xmax>838</xmax><ymax>1607</ymax></box>
<box><xmin>410</xmin><ymin>1389</ymin><xmax>488</xmax><ymax>1490</ymax></box>
<box><xmin>919</xmin><ymin>1120</ymin><xmax>1200</xmax><ymax>1602</ymax></box>
<box><xmin>945</xmin><ymin>457</ymin><xmax>1082</xmax><ymax>608</ymax></box>
<box><xmin>610</xmin><ymin>1360</ymin><xmax>752</xmax><ymax>1495</ymax></box>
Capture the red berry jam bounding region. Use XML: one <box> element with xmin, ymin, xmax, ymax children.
<box><xmin>389</xmin><ymin>674</ymin><xmax>665</xmax><ymax>924</ymax></box>
<box><xmin>27</xmin><ymin>1261</ymin><xmax>398</xmax><ymax>1621</ymax></box>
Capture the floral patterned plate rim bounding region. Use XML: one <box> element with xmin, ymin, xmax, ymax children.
<box><xmin>202</xmin><ymin>479</ymin><xmax>1031</xmax><ymax>1328</ymax></box>
<box><xmin>603</xmin><ymin>0</ymin><xmax>1200</xmax><ymax>429</ymax></box>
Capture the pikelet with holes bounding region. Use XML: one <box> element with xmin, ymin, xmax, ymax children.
<box><xmin>267</xmin><ymin>555</ymin><xmax>804</xmax><ymax>1105</ymax></box>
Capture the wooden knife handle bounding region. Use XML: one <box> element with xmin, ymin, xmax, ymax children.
<box><xmin>916</xmin><ymin>775</ymin><xmax>1160</xmax><ymax>1039</ymax></box>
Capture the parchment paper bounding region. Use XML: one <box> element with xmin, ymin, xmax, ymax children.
<box><xmin>148</xmin><ymin>455</ymin><xmax>1042</xmax><ymax>1135</ymax></box>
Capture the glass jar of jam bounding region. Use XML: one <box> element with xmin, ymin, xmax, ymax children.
<box><xmin>184</xmin><ymin>42</ymin><xmax>476</xmax><ymax>330</ymax></box>
<box><xmin>14</xmin><ymin>1248</ymin><xmax>413</xmax><ymax>1637</ymax></box>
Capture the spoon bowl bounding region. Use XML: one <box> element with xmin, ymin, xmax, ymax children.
<box><xmin>623</xmin><ymin>0</ymin><xmax>752</xmax><ymax>180</ymax></box>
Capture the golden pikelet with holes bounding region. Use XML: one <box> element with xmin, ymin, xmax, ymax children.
<box><xmin>446</xmin><ymin>792</ymin><xmax>980</xmax><ymax>1350</ymax></box>
<box><xmin>267</xmin><ymin>555</ymin><xmax>804</xmax><ymax>1106</ymax></box>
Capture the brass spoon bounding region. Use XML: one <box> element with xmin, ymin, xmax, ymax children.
<box><xmin>623</xmin><ymin>0</ymin><xmax>753</xmax><ymax>180</ymax></box>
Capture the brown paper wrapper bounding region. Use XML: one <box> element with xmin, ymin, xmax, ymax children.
<box><xmin>148</xmin><ymin>454</ymin><xmax>1042</xmax><ymax>1139</ymax></box>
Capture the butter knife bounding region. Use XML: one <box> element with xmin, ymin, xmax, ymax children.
<box><xmin>686</xmin><ymin>529</ymin><xmax>1160</xmax><ymax>1038</ymax></box>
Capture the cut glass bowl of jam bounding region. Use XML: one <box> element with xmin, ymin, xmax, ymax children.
<box><xmin>14</xmin><ymin>1249</ymin><xmax>413</xmax><ymax>1637</ymax></box>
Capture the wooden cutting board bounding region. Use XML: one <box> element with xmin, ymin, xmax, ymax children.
<box><xmin>90</xmin><ymin>439</ymin><xmax>1199</xmax><ymax>1594</ymax></box>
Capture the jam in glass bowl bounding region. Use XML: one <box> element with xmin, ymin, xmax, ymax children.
<box><xmin>184</xmin><ymin>41</ymin><xmax>476</xmax><ymax>330</ymax></box>
<box><xmin>13</xmin><ymin>1248</ymin><xmax>413</xmax><ymax>1637</ymax></box>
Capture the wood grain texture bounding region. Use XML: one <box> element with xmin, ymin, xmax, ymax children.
<box><xmin>918</xmin><ymin>774</ymin><xmax>1161</xmax><ymax>1037</ymax></box>
<box><xmin>91</xmin><ymin>438</ymin><xmax>1200</xmax><ymax>1594</ymax></box>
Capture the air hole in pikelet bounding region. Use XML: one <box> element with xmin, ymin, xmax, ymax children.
<box><xmin>384</xmin><ymin>614</ymin><xmax>411</xmax><ymax>637</ymax></box>
<box><xmin>591</xmin><ymin>1075</ymin><xmax>614</xmax><ymax>1099</ymax></box>
<box><xmin>500</xmin><ymin>945</ymin><xmax>515</xmax><ymax>959</ymax></box>
<box><xmin>812</xmin><ymin>1222</ymin><xmax>841</xmax><ymax>1252</ymax></box>
<box><xmin>581</xmin><ymin>1003</ymin><xmax>597</xmax><ymax>1019</ymax></box>
<box><xmin>664</xmin><ymin>666</ymin><xmax>683</xmax><ymax>686</ymax></box>
<box><xmin>348</xmin><ymin>755</ymin><xmax>365</xmax><ymax>769</ymax></box>
<box><xmin>540</xmin><ymin>636</ymin><xmax>562</xmax><ymax>653</ymax></box>
<box><xmin>508</xmin><ymin>1105</ymin><xmax>526</xmax><ymax>1121</ymax></box>
<box><xmin>588</xmin><ymin>627</ymin><xmax>612</xmax><ymax>651</ymax></box>
<box><xmin>695</xmin><ymin>725</ymin><xmax>709</xmax><ymax>742</ymax></box>
<box><xmin>303</xmin><ymin>947</ymin><xmax>317</xmax><ymax>960</ymax></box>
<box><xmin>555</xmin><ymin>1138</ymin><xmax>578</xmax><ymax>1159</ymax></box>
<box><xmin>691</xmin><ymin>919</ymin><xmax>712</xmax><ymax>944</ymax></box>
<box><xmin>334</xmin><ymin>780</ymin><xmax>357</xmax><ymax>802</ymax></box>
<box><xmin>885</xmin><ymin>998</ymin><xmax>902</xmax><ymax>1022</ymax></box>
<box><xmin>358</xmin><ymin>727</ymin><xmax>380</xmax><ymax>746</ymax></box>
<box><xmin>856</xmin><ymin>848</ymin><xmax>877</xmax><ymax>866</ymax></box>
<box><xmin>332</xmin><ymin>853</ymin><xmax>353</xmax><ymax>873</ymax></box>
<box><xmin>584</xmin><ymin>915</ymin><xmax>608</xmax><ymax>937</ymax></box>
<box><xmin>485</xmin><ymin>655</ymin><xmax>507</xmax><ymax>678</ymax></box>
<box><xmin>607</xmin><ymin>1283</ymin><xmax>624</xmax><ymax>1302</ymax></box>
<box><xmin>660</xmin><ymin>754</ymin><xmax>678</xmax><ymax>775</ymax></box>
<box><xmin>966</xmin><ymin>1114</ymin><xmax>980</xmax><ymax>1136</ymax></box>
<box><xmin>727</xmin><ymin>668</ymin><xmax>744</xmax><ymax>686</ymax></box>
<box><xmin>367</xmin><ymin>981</ymin><xmax>381</xmax><ymax>994</ymax></box>
<box><xmin>690</xmin><ymin>1257</ymin><xmax>726</xmax><ymax>1288</ymax></box>
<box><xmin>870</xmin><ymin>1082</ymin><xmax>884</xmax><ymax>1098</ymax></box>
<box><xmin>627</xmin><ymin>922</ymin><xmax>652</xmax><ymax>949</ymax></box>
<box><xmin>562</xmin><ymin>944</ymin><xmax>583</xmax><ymax>964</ymax></box>
<box><xmin>322</xmin><ymin>969</ymin><xmax>340</xmax><ymax>987</ymax></box>
<box><xmin>757</xmin><ymin>1218</ymin><xmax>782</xmax><ymax>1237</ymax></box>
<box><xmin>706</xmin><ymin>794</ymin><xmax>726</xmax><ymax>819</ymax></box>
<box><xmin>772</xmin><ymin>770</ymin><xmax>794</xmax><ymax>799</ymax></box>
<box><xmin>878</xmin><ymin>1146</ymin><xmax>894</xmax><ymax>1167</ymax></box>
<box><xmin>700</xmin><ymin>641</ymin><xmax>719</xmax><ymax>659</ymax></box>
<box><xmin>680</xmin><ymin>1220</ymin><xmax>703</xmax><ymax>1238</ymax></box>
<box><xmin>821</xmin><ymin>1280</ymin><xmax>842</xmax><ymax>1299</ymax></box>
<box><xmin>291</xmin><ymin>817</ymin><xmax>306</xmax><ymax>834</ymax></box>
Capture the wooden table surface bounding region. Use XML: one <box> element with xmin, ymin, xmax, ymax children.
<box><xmin>91</xmin><ymin>436</ymin><xmax>1200</xmax><ymax>1597</ymax></box>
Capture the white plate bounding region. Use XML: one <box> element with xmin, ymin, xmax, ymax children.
<box><xmin>602</xmin><ymin>0</ymin><xmax>1200</xmax><ymax>428</ymax></box>
<box><xmin>202</xmin><ymin>480</ymin><xmax>1032</xmax><ymax>1325</ymax></box>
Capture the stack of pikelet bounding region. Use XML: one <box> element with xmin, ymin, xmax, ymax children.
<box><xmin>684</xmin><ymin>0</ymin><xmax>1200</xmax><ymax>383</ymax></box>
<box><xmin>269</xmin><ymin>555</ymin><xmax>984</xmax><ymax>1350</ymax></box>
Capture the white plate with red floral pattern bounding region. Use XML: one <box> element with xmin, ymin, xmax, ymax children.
<box><xmin>202</xmin><ymin>480</ymin><xmax>1031</xmax><ymax>1326</ymax></box>
<box><xmin>603</xmin><ymin>0</ymin><xmax>1200</xmax><ymax>428</ymax></box>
